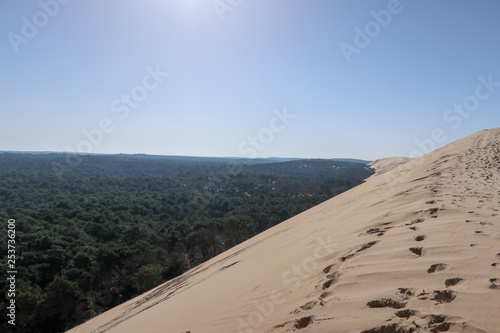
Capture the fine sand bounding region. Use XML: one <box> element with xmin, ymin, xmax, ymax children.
<box><xmin>368</xmin><ymin>156</ymin><xmax>413</xmax><ymax>177</ymax></box>
<box><xmin>70</xmin><ymin>128</ymin><xmax>500</xmax><ymax>333</ymax></box>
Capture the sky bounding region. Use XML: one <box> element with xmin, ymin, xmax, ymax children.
<box><xmin>1</xmin><ymin>0</ymin><xmax>499</xmax><ymax>160</ymax></box>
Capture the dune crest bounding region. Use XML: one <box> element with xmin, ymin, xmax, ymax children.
<box><xmin>70</xmin><ymin>128</ymin><xmax>500</xmax><ymax>333</ymax></box>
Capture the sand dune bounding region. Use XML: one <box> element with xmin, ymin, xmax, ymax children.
<box><xmin>70</xmin><ymin>128</ymin><xmax>500</xmax><ymax>333</ymax></box>
<box><xmin>368</xmin><ymin>156</ymin><xmax>413</xmax><ymax>176</ymax></box>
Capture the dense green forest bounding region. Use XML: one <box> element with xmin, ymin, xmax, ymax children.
<box><xmin>0</xmin><ymin>153</ymin><xmax>373</xmax><ymax>332</ymax></box>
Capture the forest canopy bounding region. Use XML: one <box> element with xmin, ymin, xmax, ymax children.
<box><xmin>0</xmin><ymin>153</ymin><xmax>373</xmax><ymax>332</ymax></box>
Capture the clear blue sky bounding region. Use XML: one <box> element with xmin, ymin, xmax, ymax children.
<box><xmin>1</xmin><ymin>0</ymin><xmax>499</xmax><ymax>160</ymax></box>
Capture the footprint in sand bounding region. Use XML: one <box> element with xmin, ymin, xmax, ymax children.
<box><xmin>490</xmin><ymin>278</ymin><xmax>500</xmax><ymax>290</ymax></box>
<box><xmin>398</xmin><ymin>288</ymin><xmax>429</xmax><ymax>301</ymax></box>
<box><xmin>294</xmin><ymin>316</ymin><xmax>313</xmax><ymax>329</ymax></box>
<box><xmin>395</xmin><ymin>309</ymin><xmax>418</xmax><ymax>319</ymax></box>
<box><xmin>322</xmin><ymin>279</ymin><xmax>335</xmax><ymax>289</ymax></box>
<box><xmin>409</xmin><ymin>247</ymin><xmax>424</xmax><ymax>256</ymax></box>
<box><xmin>339</xmin><ymin>241</ymin><xmax>379</xmax><ymax>262</ymax></box>
<box><xmin>367</xmin><ymin>298</ymin><xmax>407</xmax><ymax>309</ymax></box>
<box><xmin>361</xmin><ymin>323</ymin><xmax>402</xmax><ymax>333</ymax></box>
<box><xmin>319</xmin><ymin>291</ymin><xmax>335</xmax><ymax>303</ymax></box>
<box><xmin>406</xmin><ymin>218</ymin><xmax>425</xmax><ymax>227</ymax></box>
<box><xmin>426</xmin><ymin>207</ymin><xmax>439</xmax><ymax>216</ymax></box>
<box><xmin>433</xmin><ymin>290</ymin><xmax>457</xmax><ymax>303</ymax></box>
<box><xmin>415</xmin><ymin>235</ymin><xmax>426</xmax><ymax>241</ymax></box>
<box><xmin>397</xmin><ymin>288</ymin><xmax>421</xmax><ymax>298</ymax></box>
<box><xmin>444</xmin><ymin>277</ymin><xmax>464</xmax><ymax>287</ymax></box>
<box><xmin>397</xmin><ymin>287</ymin><xmax>439</xmax><ymax>301</ymax></box>
<box><xmin>362</xmin><ymin>226</ymin><xmax>392</xmax><ymax>237</ymax></box>
<box><xmin>363</xmin><ymin>312</ymin><xmax>487</xmax><ymax>333</ymax></box>
<box><xmin>292</xmin><ymin>300</ymin><xmax>320</xmax><ymax>314</ymax></box>
<box><xmin>323</xmin><ymin>264</ymin><xmax>336</xmax><ymax>274</ymax></box>
<box><xmin>427</xmin><ymin>263</ymin><xmax>449</xmax><ymax>273</ymax></box>
<box><xmin>322</xmin><ymin>271</ymin><xmax>341</xmax><ymax>289</ymax></box>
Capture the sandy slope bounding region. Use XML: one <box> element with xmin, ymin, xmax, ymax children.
<box><xmin>369</xmin><ymin>157</ymin><xmax>413</xmax><ymax>176</ymax></box>
<box><xmin>70</xmin><ymin>128</ymin><xmax>500</xmax><ymax>333</ymax></box>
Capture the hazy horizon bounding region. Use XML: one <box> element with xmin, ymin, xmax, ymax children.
<box><xmin>0</xmin><ymin>150</ymin><xmax>375</xmax><ymax>162</ymax></box>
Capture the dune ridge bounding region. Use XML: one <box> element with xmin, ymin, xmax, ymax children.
<box><xmin>70</xmin><ymin>128</ymin><xmax>500</xmax><ymax>333</ymax></box>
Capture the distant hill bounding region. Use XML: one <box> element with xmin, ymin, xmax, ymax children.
<box><xmin>265</xmin><ymin>157</ymin><xmax>372</xmax><ymax>164</ymax></box>
<box><xmin>331</xmin><ymin>158</ymin><xmax>372</xmax><ymax>164</ymax></box>
<box><xmin>244</xmin><ymin>159</ymin><xmax>372</xmax><ymax>178</ymax></box>
<box><xmin>0</xmin><ymin>152</ymin><xmax>372</xmax><ymax>178</ymax></box>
